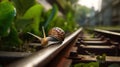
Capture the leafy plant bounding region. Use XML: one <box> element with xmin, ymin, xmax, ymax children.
<box><xmin>12</xmin><ymin>0</ymin><xmax>43</xmax><ymax>35</ymax></box>
<box><xmin>74</xmin><ymin>62</ymin><xmax>99</xmax><ymax>67</ymax></box>
<box><xmin>0</xmin><ymin>0</ymin><xmax>16</xmax><ymax>37</ymax></box>
<box><xmin>74</xmin><ymin>4</ymin><xmax>90</xmax><ymax>25</ymax></box>
<box><xmin>22</xmin><ymin>4</ymin><xmax>43</xmax><ymax>35</ymax></box>
<box><xmin>12</xmin><ymin>1</ymin><xmax>44</xmax><ymax>51</ymax></box>
<box><xmin>96</xmin><ymin>53</ymin><xmax>106</xmax><ymax>63</ymax></box>
<box><xmin>44</xmin><ymin>4</ymin><xmax>58</xmax><ymax>32</ymax></box>
<box><xmin>109</xmin><ymin>63</ymin><xmax>120</xmax><ymax>67</ymax></box>
<box><xmin>1</xmin><ymin>25</ymin><xmax>22</xmax><ymax>50</ymax></box>
<box><xmin>11</xmin><ymin>0</ymin><xmax>36</xmax><ymax>16</ymax></box>
<box><xmin>12</xmin><ymin>0</ymin><xmax>44</xmax><ymax>41</ymax></box>
<box><xmin>0</xmin><ymin>0</ymin><xmax>79</xmax><ymax>51</ymax></box>
<box><xmin>0</xmin><ymin>0</ymin><xmax>22</xmax><ymax>51</ymax></box>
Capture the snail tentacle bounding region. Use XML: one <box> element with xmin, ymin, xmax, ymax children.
<box><xmin>27</xmin><ymin>32</ymin><xmax>42</xmax><ymax>41</ymax></box>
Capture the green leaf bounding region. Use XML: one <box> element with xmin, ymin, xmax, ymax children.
<box><xmin>1</xmin><ymin>25</ymin><xmax>22</xmax><ymax>48</ymax></box>
<box><xmin>12</xmin><ymin>0</ymin><xmax>36</xmax><ymax>16</ymax></box>
<box><xmin>44</xmin><ymin>4</ymin><xmax>58</xmax><ymax>28</ymax></box>
<box><xmin>15</xmin><ymin>19</ymin><xmax>33</xmax><ymax>31</ymax></box>
<box><xmin>74</xmin><ymin>63</ymin><xmax>85</xmax><ymax>67</ymax></box>
<box><xmin>23</xmin><ymin>4</ymin><xmax>43</xmax><ymax>35</ymax></box>
<box><xmin>74</xmin><ymin>62</ymin><xmax>99</xmax><ymax>67</ymax></box>
<box><xmin>0</xmin><ymin>0</ymin><xmax>16</xmax><ymax>37</ymax></box>
<box><xmin>23</xmin><ymin>4</ymin><xmax>43</xmax><ymax>19</ymax></box>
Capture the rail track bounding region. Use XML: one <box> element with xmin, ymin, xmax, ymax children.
<box><xmin>0</xmin><ymin>28</ymin><xmax>120</xmax><ymax>67</ymax></box>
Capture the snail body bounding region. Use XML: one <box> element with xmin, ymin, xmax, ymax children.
<box><xmin>28</xmin><ymin>27</ymin><xmax>65</xmax><ymax>47</ymax></box>
<box><xmin>41</xmin><ymin>37</ymin><xmax>48</xmax><ymax>46</ymax></box>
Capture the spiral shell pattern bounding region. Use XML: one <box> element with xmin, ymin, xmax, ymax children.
<box><xmin>48</xmin><ymin>27</ymin><xmax>65</xmax><ymax>41</ymax></box>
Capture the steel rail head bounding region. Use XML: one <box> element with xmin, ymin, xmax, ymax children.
<box><xmin>7</xmin><ymin>28</ymin><xmax>83</xmax><ymax>67</ymax></box>
<box><xmin>94</xmin><ymin>29</ymin><xmax>120</xmax><ymax>36</ymax></box>
<box><xmin>94</xmin><ymin>29</ymin><xmax>120</xmax><ymax>43</ymax></box>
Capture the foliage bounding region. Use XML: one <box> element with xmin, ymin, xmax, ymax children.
<box><xmin>95</xmin><ymin>26</ymin><xmax>120</xmax><ymax>30</ymax></box>
<box><xmin>74</xmin><ymin>62</ymin><xmax>99</xmax><ymax>67</ymax></box>
<box><xmin>22</xmin><ymin>4</ymin><xmax>43</xmax><ymax>35</ymax></box>
<box><xmin>109</xmin><ymin>63</ymin><xmax>120</xmax><ymax>67</ymax></box>
<box><xmin>44</xmin><ymin>3</ymin><xmax>78</xmax><ymax>33</ymax></box>
<box><xmin>11</xmin><ymin>0</ymin><xmax>36</xmax><ymax>16</ymax></box>
<box><xmin>0</xmin><ymin>0</ymin><xmax>16</xmax><ymax>37</ymax></box>
<box><xmin>57</xmin><ymin>0</ymin><xmax>79</xmax><ymax>32</ymax></box>
<box><xmin>74</xmin><ymin>62</ymin><xmax>120</xmax><ymax>67</ymax></box>
<box><xmin>58</xmin><ymin>0</ymin><xmax>80</xmax><ymax>32</ymax></box>
<box><xmin>0</xmin><ymin>0</ymin><xmax>79</xmax><ymax>51</ymax></box>
<box><xmin>65</xmin><ymin>11</ymin><xmax>78</xmax><ymax>32</ymax></box>
<box><xmin>67</xmin><ymin>0</ymin><xmax>78</xmax><ymax>4</ymax></box>
<box><xmin>96</xmin><ymin>54</ymin><xmax>106</xmax><ymax>63</ymax></box>
<box><xmin>74</xmin><ymin>4</ymin><xmax>90</xmax><ymax>24</ymax></box>
<box><xmin>40</xmin><ymin>4</ymin><xmax>58</xmax><ymax>33</ymax></box>
<box><xmin>45</xmin><ymin>4</ymin><xmax>58</xmax><ymax>28</ymax></box>
<box><xmin>1</xmin><ymin>25</ymin><xmax>22</xmax><ymax>50</ymax></box>
<box><xmin>0</xmin><ymin>0</ymin><xmax>22</xmax><ymax>50</ymax></box>
<box><xmin>51</xmin><ymin>16</ymin><xmax>66</xmax><ymax>28</ymax></box>
<box><xmin>0</xmin><ymin>0</ymin><xmax>43</xmax><ymax>51</ymax></box>
<box><xmin>12</xmin><ymin>0</ymin><xmax>43</xmax><ymax>35</ymax></box>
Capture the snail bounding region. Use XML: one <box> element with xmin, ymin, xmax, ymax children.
<box><xmin>27</xmin><ymin>27</ymin><xmax>65</xmax><ymax>47</ymax></box>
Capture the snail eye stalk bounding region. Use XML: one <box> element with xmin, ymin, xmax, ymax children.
<box><xmin>27</xmin><ymin>32</ymin><xmax>42</xmax><ymax>41</ymax></box>
<box><xmin>42</xmin><ymin>26</ymin><xmax>46</xmax><ymax>38</ymax></box>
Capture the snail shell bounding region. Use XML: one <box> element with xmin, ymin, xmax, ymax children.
<box><xmin>48</xmin><ymin>27</ymin><xmax>65</xmax><ymax>42</ymax></box>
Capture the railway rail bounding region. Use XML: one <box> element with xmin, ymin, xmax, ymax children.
<box><xmin>1</xmin><ymin>28</ymin><xmax>120</xmax><ymax>67</ymax></box>
<box><xmin>7</xmin><ymin>28</ymin><xmax>83</xmax><ymax>67</ymax></box>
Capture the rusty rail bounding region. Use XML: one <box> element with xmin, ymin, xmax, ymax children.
<box><xmin>94</xmin><ymin>29</ymin><xmax>120</xmax><ymax>42</ymax></box>
<box><xmin>8</xmin><ymin>28</ymin><xmax>83</xmax><ymax>67</ymax></box>
<box><xmin>94</xmin><ymin>29</ymin><xmax>120</xmax><ymax>36</ymax></box>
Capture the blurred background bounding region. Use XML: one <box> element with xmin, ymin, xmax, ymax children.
<box><xmin>39</xmin><ymin>0</ymin><xmax>120</xmax><ymax>29</ymax></box>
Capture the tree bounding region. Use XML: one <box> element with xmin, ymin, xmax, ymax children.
<box><xmin>74</xmin><ymin>4</ymin><xmax>90</xmax><ymax>25</ymax></box>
